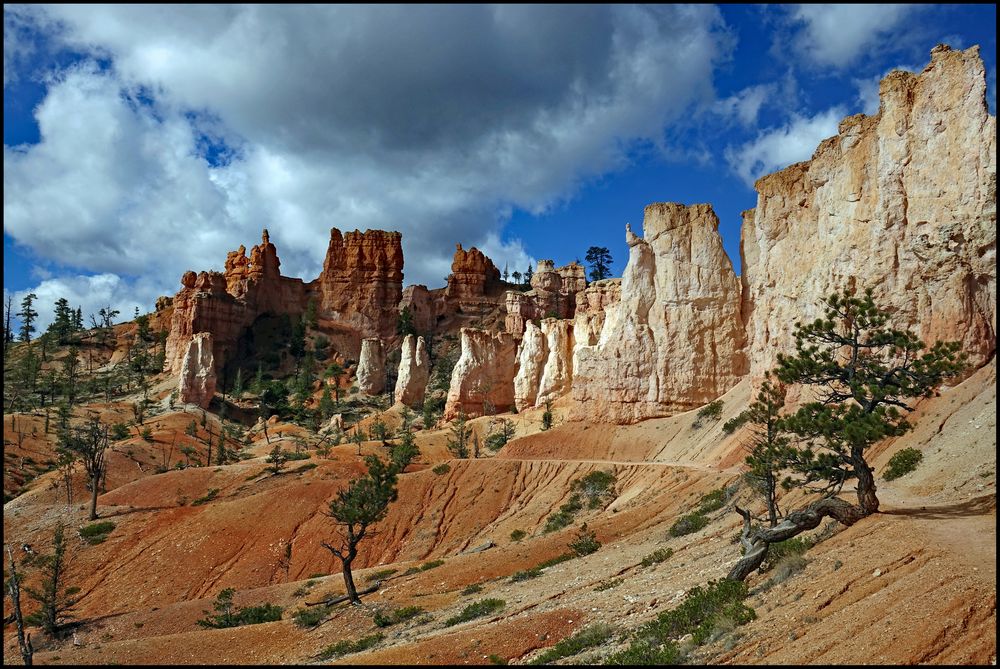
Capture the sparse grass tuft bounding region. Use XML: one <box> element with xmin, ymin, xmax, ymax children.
<box><xmin>594</xmin><ymin>578</ymin><xmax>625</xmax><ymax>592</ymax></box>
<box><xmin>191</xmin><ymin>488</ymin><xmax>220</xmax><ymax>506</ymax></box>
<box><xmin>444</xmin><ymin>598</ymin><xmax>505</xmax><ymax>626</ymax></box>
<box><xmin>462</xmin><ymin>583</ymin><xmax>483</xmax><ymax>596</ymax></box>
<box><xmin>640</xmin><ymin>547</ymin><xmax>674</xmax><ymax>567</ymax></box>
<box><xmin>528</xmin><ymin>623</ymin><xmax>615</xmax><ymax>665</ymax></box>
<box><xmin>419</xmin><ymin>559</ymin><xmax>445</xmax><ymax>571</ymax></box>
<box><xmin>373</xmin><ymin>605</ymin><xmax>425</xmax><ymax>627</ymax></box>
<box><xmin>292</xmin><ymin>604</ymin><xmax>331</xmax><ymax>628</ymax></box>
<box><xmin>669</xmin><ymin>511</ymin><xmax>709</xmax><ymax>537</ymax></box>
<box><xmin>367</xmin><ymin>568</ymin><xmax>398</xmax><ymax>582</ymax></box>
<box><xmin>79</xmin><ymin>521</ymin><xmax>115</xmax><ymax>545</ymax></box>
<box><xmin>317</xmin><ymin>633</ymin><xmax>384</xmax><ymax>660</ymax></box>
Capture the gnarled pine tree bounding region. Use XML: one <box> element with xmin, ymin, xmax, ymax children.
<box><xmin>727</xmin><ymin>287</ymin><xmax>966</xmax><ymax>582</ymax></box>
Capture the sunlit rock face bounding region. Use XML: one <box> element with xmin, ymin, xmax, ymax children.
<box><xmin>178</xmin><ymin>332</ymin><xmax>216</xmax><ymax>409</ymax></box>
<box><xmin>444</xmin><ymin>328</ymin><xmax>519</xmax><ymax>419</ymax></box>
<box><xmin>572</xmin><ymin>203</ymin><xmax>746</xmax><ymax>423</ymax></box>
<box><xmin>395</xmin><ymin>334</ymin><xmax>431</xmax><ymax>407</ymax></box>
<box><xmin>742</xmin><ymin>45</ymin><xmax>996</xmax><ymax>381</ymax></box>
<box><xmin>357</xmin><ymin>338</ymin><xmax>387</xmax><ymax>396</ymax></box>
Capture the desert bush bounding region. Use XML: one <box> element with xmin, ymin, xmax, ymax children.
<box><xmin>605</xmin><ymin>580</ymin><xmax>755</xmax><ymax>665</ymax></box>
<box><xmin>572</xmin><ymin>470</ymin><xmax>616</xmax><ymax>509</ymax></box>
<box><xmin>594</xmin><ymin>578</ymin><xmax>624</xmax><ymax>592</ymax></box>
<box><xmin>191</xmin><ymin>488</ymin><xmax>220</xmax><ymax>506</ymax></box>
<box><xmin>432</xmin><ymin>463</ymin><xmax>451</xmax><ymax>475</ymax></box>
<box><xmin>78</xmin><ymin>521</ymin><xmax>115</xmax><ymax>545</ymax></box>
<box><xmin>461</xmin><ymin>583</ymin><xmax>483</xmax><ymax>596</ymax></box>
<box><xmin>883</xmin><ymin>447</ymin><xmax>923</xmax><ymax>481</ymax></box>
<box><xmin>761</xmin><ymin>555</ymin><xmax>808</xmax><ymax>590</ymax></box>
<box><xmin>640</xmin><ymin>547</ymin><xmax>674</xmax><ymax>567</ymax></box>
<box><xmin>196</xmin><ymin>588</ymin><xmax>283</xmax><ymax>629</ymax></box>
<box><xmin>698</xmin><ymin>488</ymin><xmax>727</xmax><ymax>513</ymax></box>
<box><xmin>292</xmin><ymin>604</ymin><xmax>331</xmax><ymax>628</ymax></box>
<box><xmin>693</xmin><ymin>400</ymin><xmax>724</xmax><ymax>428</ymax></box>
<box><xmin>543</xmin><ymin>493</ymin><xmax>583</xmax><ymax>533</ymax></box>
<box><xmin>528</xmin><ymin>623</ymin><xmax>615</xmax><ymax>665</ymax></box>
<box><xmin>373</xmin><ymin>605</ymin><xmax>425</xmax><ymax>627</ymax></box>
<box><xmin>317</xmin><ymin>633</ymin><xmax>384</xmax><ymax>660</ymax></box>
<box><xmin>509</xmin><ymin>529</ymin><xmax>527</xmax><ymax>542</ymax></box>
<box><xmin>509</xmin><ymin>567</ymin><xmax>543</xmax><ymax>583</ymax></box>
<box><xmin>419</xmin><ymin>559</ymin><xmax>445</xmax><ymax>571</ymax></box>
<box><xmin>367</xmin><ymin>568</ymin><xmax>398</xmax><ymax>582</ymax></box>
<box><xmin>669</xmin><ymin>511</ymin><xmax>709</xmax><ymax>537</ymax></box>
<box><xmin>444</xmin><ymin>598</ymin><xmax>505</xmax><ymax>626</ymax></box>
<box><xmin>568</xmin><ymin>524</ymin><xmax>601</xmax><ymax>557</ymax></box>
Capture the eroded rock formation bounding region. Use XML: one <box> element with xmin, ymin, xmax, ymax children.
<box><xmin>444</xmin><ymin>328</ymin><xmax>519</xmax><ymax>419</ymax></box>
<box><xmin>445</xmin><ymin>244</ymin><xmax>502</xmax><ymax>307</ymax></box>
<box><xmin>505</xmin><ymin>260</ymin><xmax>588</xmax><ymax>336</ymax></box>
<box><xmin>513</xmin><ymin>321</ymin><xmax>547</xmax><ymax>411</ymax></box>
<box><xmin>357</xmin><ymin>338</ymin><xmax>386</xmax><ymax>395</ymax></box>
<box><xmin>177</xmin><ymin>332</ymin><xmax>216</xmax><ymax>408</ymax></box>
<box><xmin>742</xmin><ymin>45</ymin><xmax>996</xmax><ymax>380</ymax></box>
<box><xmin>572</xmin><ymin>204</ymin><xmax>746</xmax><ymax>423</ymax></box>
<box><xmin>394</xmin><ymin>334</ymin><xmax>430</xmax><ymax>407</ymax></box>
<box><xmin>537</xmin><ymin>318</ymin><xmax>575</xmax><ymax>405</ymax></box>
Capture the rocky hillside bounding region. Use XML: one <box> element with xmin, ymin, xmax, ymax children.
<box><xmin>2</xmin><ymin>44</ymin><xmax>995</xmax><ymax>666</ymax></box>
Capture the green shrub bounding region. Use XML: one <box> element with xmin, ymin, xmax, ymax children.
<box><xmin>510</xmin><ymin>529</ymin><xmax>527</xmax><ymax>542</ymax></box>
<box><xmin>432</xmin><ymin>463</ymin><xmax>451</xmax><ymax>475</ymax></box>
<box><xmin>594</xmin><ymin>578</ymin><xmax>624</xmax><ymax>592</ymax></box>
<box><xmin>509</xmin><ymin>567</ymin><xmax>543</xmax><ymax>583</ymax></box>
<box><xmin>606</xmin><ymin>580</ymin><xmax>755</xmax><ymax>664</ymax></box>
<box><xmin>537</xmin><ymin>553</ymin><xmax>575</xmax><ymax>569</ymax></box>
<box><xmin>196</xmin><ymin>589</ymin><xmax>283</xmax><ymax>629</ymax></box>
<box><xmin>110</xmin><ymin>422</ymin><xmax>130</xmax><ymax>441</ymax></box>
<box><xmin>367</xmin><ymin>568</ymin><xmax>398</xmax><ymax>582</ymax></box>
<box><xmin>461</xmin><ymin>583</ymin><xmax>483</xmax><ymax>596</ymax></box>
<box><xmin>721</xmin><ymin>413</ymin><xmax>749</xmax><ymax>435</ymax></box>
<box><xmin>640</xmin><ymin>547</ymin><xmax>674</xmax><ymax>567</ymax></box>
<box><xmin>693</xmin><ymin>400</ymin><xmax>724</xmax><ymax>428</ymax></box>
<box><xmin>285</xmin><ymin>450</ymin><xmax>311</xmax><ymax>461</ymax></box>
<box><xmin>529</xmin><ymin>623</ymin><xmax>615</xmax><ymax>665</ymax></box>
<box><xmin>444</xmin><ymin>598</ymin><xmax>505</xmax><ymax>627</ymax></box>
<box><xmin>571</xmin><ymin>470</ymin><xmax>616</xmax><ymax>509</ymax></box>
<box><xmin>373</xmin><ymin>605</ymin><xmax>425</xmax><ymax>627</ymax></box>
<box><xmin>568</xmin><ymin>524</ymin><xmax>600</xmax><ymax>557</ymax></box>
<box><xmin>764</xmin><ymin>537</ymin><xmax>811</xmax><ymax>567</ymax></box>
<box><xmin>883</xmin><ymin>447</ymin><xmax>923</xmax><ymax>481</ymax></box>
<box><xmin>419</xmin><ymin>559</ymin><xmax>445</xmax><ymax>571</ymax></box>
<box><xmin>543</xmin><ymin>493</ymin><xmax>583</xmax><ymax>533</ymax></box>
<box><xmin>698</xmin><ymin>488</ymin><xmax>727</xmax><ymax>513</ymax></box>
<box><xmin>292</xmin><ymin>605</ymin><xmax>331</xmax><ymax>628</ymax></box>
<box><xmin>317</xmin><ymin>633</ymin><xmax>384</xmax><ymax>660</ymax></box>
<box><xmin>191</xmin><ymin>488</ymin><xmax>220</xmax><ymax>506</ymax></box>
<box><xmin>669</xmin><ymin>511</ymin><xmax>709</xmax><ymax>537</ymax></box>
<box><xmin>78</xmin><ymin>521</ymin><xmax>116</xmax><ymax>545</ymax></box>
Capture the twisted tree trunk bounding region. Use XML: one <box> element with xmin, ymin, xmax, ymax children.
<box><xmin>726</xmin><ymin>497</ymin><xmax>867</xmax><ymax>582</ymax></box>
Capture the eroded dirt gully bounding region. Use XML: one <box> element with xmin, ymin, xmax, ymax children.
<box><xmin>3</xmin><ymin>361</ymin><xmax>995</xmax><ymax>665</ymax></box>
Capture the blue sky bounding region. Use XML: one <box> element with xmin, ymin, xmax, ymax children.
<box><xmin>4</xmin><ymin>5</ymin><xmax>996</xmax><ymax>333</ymax></box>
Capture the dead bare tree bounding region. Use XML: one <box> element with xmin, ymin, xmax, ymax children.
<box><xmin>4</xmin><ymin>544</ymin><xmax>34</xmax><ymax>665</ymax></box>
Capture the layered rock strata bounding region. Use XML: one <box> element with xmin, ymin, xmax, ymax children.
<box><xmin>357</xmin><ymin>338</ymin><xmax>386</xmax><ymax>395</ymax></box>
<box><xmin>742</xmin><ymin>45</ymin><xmax>996</xmax><ymax>379</ymax></box>
<box><xmin>571</xmin><ymin>204</ymin><xmax>746</xmax><ymax>423</ymax></box>
<box><xmin>165</xmin><ymin>228</ymin><xmax>402</xmax><ymax>375</ymax></box>
<box><xmin>394</xmin><ymin>334</ymin><xmax>431</xmax><ymax>407</ymax></box>
<box><xmin>444</xmin><ymin>329</ymin><xmax>519</xmax><ymax>419</ymax></box>
<box><xmin>445</xmin><ymin>244</ymin><xmax>502</xmax><ymax>308</ymax></box>
<box><xmin>177</xmin><ymin>332</ymin><xmax>216</xmax><ymax>409</ymax></box>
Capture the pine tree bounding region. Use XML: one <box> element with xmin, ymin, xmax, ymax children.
<box><xmin>17</xmin><ymin>293</ymin><xmax>38</xmax><ymax>342</ymax></box>
<box><xmin>23</xmin><ymin>525</ymin><xmax>80</xmax><ymax>635</ymax></box>
<box><xmin>48</xmin><ymin>298</ymin><xmax>74</xmax><ymax>344</ymax></box>
<box><xmin>727</xmin><ymin>287</ymin><xmax>966</xmax><ymax>582</ymax></box>
<box><xmin>63</xmin><ymin>417</ymin><xmax>110</xmax><ymax>520</ymax></box>
<box><xmin>321</xmin><ymin>452</ymin><xmax>408</xmax><ymax>605</ymax></box>
<box><xmin>446</xmin><ymin>410</ymin><xmax>470</xmax><ymax>458</ymax></box>
<box><xmin>585</xmin><ymin>246</ymin><xmax>613</xmax><ymax>282</ymax></box>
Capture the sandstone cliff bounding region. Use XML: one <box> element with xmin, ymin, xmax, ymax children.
<box><xmin>445</xmin><ymin>244</ymin><xmax>502</xmax><ymax>307</ymax></box>
<box><xmin>742</xmin><ymin>45</ymin><xmax>996</xmax><ymax>380</ymax></box>
<box><xmin>572</xmin><ymin>205</ymin><xmax>746</xmax><ymax>423</ymax></box>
